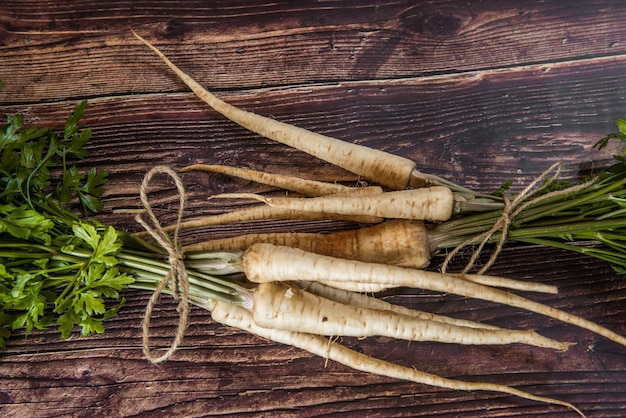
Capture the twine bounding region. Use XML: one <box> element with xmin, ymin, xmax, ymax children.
<box><xmin>441</xmin><ymin>162</ymin><xmax>596</xmax><ymax>274</ymax></box>
<box><xmin>135</xmin><ymin>165</ymin><xmax>189</xmax><ymax>364</ymax></box>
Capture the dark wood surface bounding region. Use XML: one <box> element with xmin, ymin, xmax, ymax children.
<box><xmin>1</xmin><ymin>1</ymin><xmax>626</xmax><ymax>417</ymax></box>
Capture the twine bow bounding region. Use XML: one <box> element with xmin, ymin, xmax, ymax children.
<box><xmin>441</xmin><ymin>162</ymin><xmax>593</xmax><ymax>275</ymax></box>
<box><xmin>135</xmin><ymin>166</ymin><xmax>189</xmax><ymax>364</ymax></box>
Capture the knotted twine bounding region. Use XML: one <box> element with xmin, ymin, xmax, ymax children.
<box><xmin>440</xmin><ymin>162</ymin><xmax>596</xmax><ymax>274</ymax></box>
<box><xmin>135</xmin><ymin>165</ymin><xmax>189</xmax><ymax>364</ymax></box>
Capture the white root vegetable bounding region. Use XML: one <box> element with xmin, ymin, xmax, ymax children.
<box><xmin>146</xmin><ymin>205</ymin><xmax>383</xmax><ymax>237</ymax></box>
<box><xmin>181</xmin><ymin>163</ymin><xmax>354</xmax><ymax>196</ymax></box>
<box><xmin>213</xmin><ymin>186</ymin><xmax>454</xmax><ymax>222</ymax></box>
<box><xmin>251</xmin><ymin>281</ymin><xmax>571</xmax><ymax>350</ymax></box>
<box><xmin>298</xmin><ymin>281</ymin><xmax>499</xmax><ymax>331</ymax></box>
<box><xmin>143</xmin><ymin>184</ymin><xmax>387</xmax><ymax>236</ymax></box>
<box><xmin>208</xmin><ymin>300</ymin><xmax>586</xmax><ymax>417</ymax></box>
<box><xmin>195</xmin><ymin>229</ymin><xmax>552</xmax><ymax>292</ymax></box>
<box><xmin>243</xmin><ymin>243</ymin><xmax>626</xmax><ymax>348</ymax></box>
<box><xmin>316</xmin><ymin>273</ymin><xmax>558</xmax><ymax>295</ymax></box>
<box><xmin>461</xmin><ymin>273</ymin><xmax>558</xmax><ymax>294</ymax></box>
<box><xmin>133</xmin><ymin>31</ymin><xmax>417</xmax><ymax>190</ymax></box>
<box><xmin>184</xmin><ymin>219</ymin><xmax>431</xmax><ymax>269</ymax></box>
<box><xmin>212</xmin><ymin>184</ymin><xmax>385</xmax><ymax>199</ymax></box>
<box><xmin>314</xmin><ymin>280</ymin><xmax>392</xmax><ymax>293</ymax></box>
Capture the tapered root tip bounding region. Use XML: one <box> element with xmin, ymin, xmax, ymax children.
<box><xmin>557</xmin><ymin>341</ymin><xmax>577</xmax><ymax>352</ymax></box>
<box><xmin>207</xmin><ymin>193</ymin><xmax>267</xmax><ymax>202</ymax></box>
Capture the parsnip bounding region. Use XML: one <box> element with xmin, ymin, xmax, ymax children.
<box><xmin>299</xmin><ymin>281</ymin><xmax>511</xmax><ymax>330</ymax></box>
<box><xmin>213</xmin><ymin>186</ymin><xmax>454</xmax><ymax>222</ymax></box>
<box><xmin>184</xmin><ymin>219</ymin><xmax>431</xmax><ymax>269</ymax></box>
<box><xmin>181</xmin><ymin>163</ymin><xmax>354</xmax><ymax>196</ymax></box>
<box><xmin>316</xmin><ymin>273</ymin><xmax>558</xmax><ymax>295</ymax></box>
<box><xmin>251</xmin><ymin>282</ymin><xmax>571</xmax><ymax>350</ymax></box>
<box><xmin>208</xmin><ymin>300</ymin><xmax>586</xmax><ymax>417</ymax></box>
<box><xmin>147</xmin><ymin>205</ymin><xmax>383</xmax><ymax>236</ymax></box>
<box><xmin>132</xmin><ymin>31</ymin><xmax>417</xmax><ymax>190</ymax></box>
<box><xmin>243</xmin><ymin>243</ymin><xmax>626</xmax><ymax>348</ymax></box>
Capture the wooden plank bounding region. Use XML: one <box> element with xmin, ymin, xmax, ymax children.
<box><xmin>2</xmin><ymin>1</ymin><xmax>626</xmax><ymax>101</ymax></box>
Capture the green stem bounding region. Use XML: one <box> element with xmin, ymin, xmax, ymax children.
<box><xmin>518</xmin><ymin>237</ymin><xmax>626</xmax><ymax>266</ymax></box>
<box><xmin>0</xmin><ymin>239</ymin><xmax>251</xmax><ymax>307</ymax></box>
<box><xmin>428</xmin><ymin>168</ymin><xmax>626</xmax><ymax>274</ymax></box>
<box><xmin>24</xmin><ymin>138</ymin><xmax>58</xmax><ymax>211</ymax></box>
<box><xmin>117</xmin><ymin>252</ymin><xmax>248</xmax><ymax>302</ymax></box>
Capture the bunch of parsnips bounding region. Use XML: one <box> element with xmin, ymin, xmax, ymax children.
<box><xmin>3</xmin><ymin>35</ymin><xmax>626</xmax><ymax>417</ymax></box>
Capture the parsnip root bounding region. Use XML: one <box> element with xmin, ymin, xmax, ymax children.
<box><xmin>209</xmin><ymin>300</ymin><xmax>586</xmax><ymax>417</ymax></box>
<box><xmin>243</xmin><ymin>243</ymin><xmax>626</xmax><ymax>348</ymax></box>
<box><xmin>181</xmin><ymin>163</ymin><xmax>354</xmax><ymax>197</ymax></box>
<box><xmin>213</xmin><ymin>186</ymin><xmax>454</xmax><ymax>222</ymax></box>
<box><xmin>251</xmin><ymin>282</ymin><xmax>572</xmax><ymax>350</ymax></box>
<box><xmin>184</xmin><ymin>219</ymin><xmax>431</xmax><ymax>268</ymax></box>
<box><xmin>133</xmin><ymin>31</ymin><xmax>417</xmax><ymax>190</ymax></box>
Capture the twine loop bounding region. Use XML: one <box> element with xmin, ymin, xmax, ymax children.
<box><xmin>135</xmin><ymin>165</ymin><xmax>189</xmax><ymax>364</ymax></box>
<box><xmin>441</xmin><ymin>162</ymin><xmax>591</xmax><ymax>274</ymax></box>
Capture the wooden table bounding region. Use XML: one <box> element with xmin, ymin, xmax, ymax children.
<box><xmin>1</xmin><ymin>1</ymin><xmax>625</xmax><ymax>417</ymax></box>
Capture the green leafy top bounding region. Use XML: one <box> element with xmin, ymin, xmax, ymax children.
<box><xmin>0</xmin><ymin>102</ymin><xmax>133</xmax><ymax>348</ymax></box>
<box><xmin>0</xmin><ymin>102</ymin><xmax>247</xmax><ymax>350</ymax></box>
<box><xmin>431</xmin><ymin>118</ymin><xmax>626</xmax><ymax>277</ymax></box>
<box><xmin>594</xmin><ymin>118</ymin><xmax>626</xmax><ymax>150</ymax></box>
<box><xmin>1</xmin><ymin>100</ymin><xmax>107</xmax><ymax>216</ymax></box>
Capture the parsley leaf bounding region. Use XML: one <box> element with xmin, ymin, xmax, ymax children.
<box><xmin>0</xmin><ymin>103</ymin><xmax>135</xmax><ymax>347</ymax></box>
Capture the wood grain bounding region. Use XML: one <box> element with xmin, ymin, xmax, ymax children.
<box><xmin>2</xmin><ymin>1</ymin><xmax>626</xmax><ymax>100</ymax></box>
<box><xmin>1</xmin><ymin>1</ymin><xmax>626</xmax><ymax>417</ymax></box>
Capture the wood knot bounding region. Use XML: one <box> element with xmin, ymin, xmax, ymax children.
<box><xmin>157</xmin><ymin>19</ymin><xmax>188</xmax><ymax>39</ymax></box>
<box><xmin>423</xmin><ymin>13</ymin><xmax>464</xmax><ymax>37</ymax></box>
<box><xmin>399</xmin><ymin>6</ymin><xmax>469</xmax><ymax>38</ymax></box>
